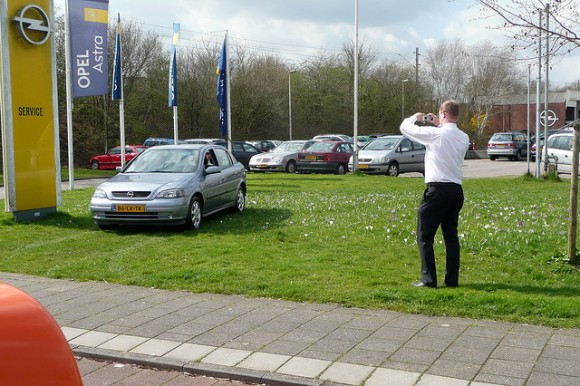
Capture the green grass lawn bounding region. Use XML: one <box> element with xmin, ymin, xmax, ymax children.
<box><xmin>0</xmin><ymin>173</ymin><xmax>578</xmax><ymax>328</ymax></box>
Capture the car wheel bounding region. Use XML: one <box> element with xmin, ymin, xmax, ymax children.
<box><xmin>186</xmin><ymin>196</ymin><xmax>202</xmax><ymax>230</ymax></box>
<box><xmin>231</xmin><ymin>187</ymin><xmax>246</xmax><ymax>213</ymax></box>
<box><xmin>91</xmin><ymin>161</ymin><xmax>100</xmax><ymax>170</ymax></box>
<box><xmin>386</xmin><ymin>163</ymin><xmax>399</xmax><ymax>177</ymax></box>
<box><xmin>286</xmin><ymin>160</ymin><xmax>297</xmax><ymax>173</ymax></box>
<box><xmin>336</xmin><ymin>163</ymin><xmax>346</xmax><ymax>175</ymax></box>
<box><xmin>489</xmin><ymin>156</ymin><xmax>496</xmax><ymax>161</ymax></box>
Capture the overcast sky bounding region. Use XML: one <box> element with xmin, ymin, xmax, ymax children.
<box><xmin>53</xmin><ymin>0</ymin><xmax>579</xmax><ymax>87</ymax></box>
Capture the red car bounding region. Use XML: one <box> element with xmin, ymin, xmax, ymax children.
<box><xmin>296</xmin><ymin>141</ymin><xmax>354</xmax><ymax>174</ymax></box>
<box><xmin>88</xmin><ymin>145</ymin><xmax>147</xmax><ymax>170</ymax></box>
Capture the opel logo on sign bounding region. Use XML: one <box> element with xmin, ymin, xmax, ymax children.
<box><xmin>12</xmin><ymin>4</ymin><xmax>52</xmax><ymax>46</ymax></box>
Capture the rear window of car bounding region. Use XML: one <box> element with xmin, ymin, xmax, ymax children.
<box><xmin>307</xmin><ymin>142</ymin><xmax>335</xmax><ymax>152</ymax></box>
<box><xmin>490</xmin><ymin>134</ymin><xmax>514</xmax><ymax>142</ymax></box>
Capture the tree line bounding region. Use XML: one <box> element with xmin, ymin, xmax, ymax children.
<box><xmin>8</xmin><ymin>13</ymin><xmax>575</xmax><ymax>167</ymax></box>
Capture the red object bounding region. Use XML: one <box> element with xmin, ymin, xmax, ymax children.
<box><xmin>0</xmin><ymin>283</ymin><xmax>83</xmax><ymax>385</ymax></box>
<box><xmin>88</xmin><ymin>145</ymin><xmax>147</xmax><ymax>170</ymax></box>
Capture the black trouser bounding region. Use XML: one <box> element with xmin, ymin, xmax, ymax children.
<box><xmin>416</xmin><ymin>182</ymin><xmax>464</xmax><ymax>287</ymax></box>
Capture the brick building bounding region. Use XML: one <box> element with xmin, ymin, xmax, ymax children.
<box><xmin>487</xmin><ymin>89</ymin><xmax>580</xmax><ymax>134</ymax></box>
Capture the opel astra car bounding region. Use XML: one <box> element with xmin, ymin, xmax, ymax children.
<box><xmin>349</xmin><ymin>135</ymin><xmax>425</xmax><ymax>176</ymax></box>
<box><xmin>297</xmin><ymin>141</ymin><xmax>354</xmax><ymax>174</ymax></box>
<box><xmin>249</xmin><ymin>140</ymin><xmax>319</xmax><ymax>173</ymax></box>
<box><xmin>487</xmin><ymin>132</ymin><xmax>529</xmax><ymax>161</ymax></box>
<box><xmin>545</xmin><ymin>132</ymin><xmax>577</xmax><ymax>174</ymax></box>
<box><xmin>90</xmin><ymin>144</ymin><xmax>246</xmax><ymax>231</ymax></box>
<box><xmin>88</xmin><ymin>145</ymin><xmax>147</xmax><ymax>170</ymax></box>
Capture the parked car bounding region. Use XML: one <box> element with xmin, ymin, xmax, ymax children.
<box><xmin>88</xmin><ymin>145</ymin><xmax>147</xmax><ymax>170</ymax></box>
<box><xmin>231</xmin><ymin>141</ymin><xmax>261</xmax><ymax>169</ymax></box>
<box><xmin>90</xmin><ymin>144</ymin><xmax>246</xmax><ymax>231</ymax></box>
<box><xmin>349</xmin><ymin>135</ymin><xmax>425</xmax><ymax>176</ymax></box>
<box><xmin>143</xmin><ymin>137</ymin><xmax>185</xmax><ymax>147</ymax></box>
<box><xmin>297</xmin><ymin>141</ymin><xmax>354</xmax><ymax>174</ymax></box>
<box><xmin>487</xmin><ymin>131</ymin><xmax>529</xmax><ymax>161</ymax></box>
<box><xmin>545</xmin><ymin>132</ymin><xmax>577</xmax><ymax>174</ymax></box>
<box><xmin>249</xmin><ymin>140</ymin><xmax>319</xmax><ymax>173</ymax></box>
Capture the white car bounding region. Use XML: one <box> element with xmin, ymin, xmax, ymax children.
<box><xmin>348</xmin><ymin>135</ymin><xmax>425</xmax><ymax>176</ymax></box>
<box><xmin>545</xmin><ymin>132</ymin><xmax>578</xmax><ymax>174</ymax></box>
<box><xmin>249</xmin><ymin>140</ymin><xmax>319</xmax><ymax>173</ymax></box>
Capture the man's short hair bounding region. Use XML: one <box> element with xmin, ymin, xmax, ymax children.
<box><xmin>440</xmin><ymin>100</ymin><xmax>459</xmax><ymax>118</ymax></box>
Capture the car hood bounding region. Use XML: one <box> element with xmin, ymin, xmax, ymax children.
<box><xmin>97</xmin><ymin>173</ymin><xmax>192</xmax><ymax>191</ymax></box>
<box><xmin>252</xmin><ymin>151</ymin><xmax>295</xmax><ymax>160</ymax></box>
<box><xmin>356</xmin><ymin>149</ymin><xmax>394</xmax><ymax>158</ymax></box>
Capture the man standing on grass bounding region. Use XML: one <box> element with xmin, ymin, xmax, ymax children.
<box><xmin>399</xmin><ymin>100</ymin><xmax>470</xmax><ymax>288</ymax></box>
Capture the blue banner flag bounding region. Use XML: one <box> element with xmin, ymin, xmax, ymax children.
<box><xmin>216</xmin><ymin>38</ymin><xmax>227</xmax><ymax>138</ymax></box>
<box><xmin>68</xmin><ymin>0</ymin><xmax>110</xmax><ymax>98</ymax></box>
<box><xmin>168</xmin><ymin>23</ymin><xmax>180</xmax><ymax>107</ymax></box>
<box><xmin>111</xmin><ymin>14</ymin><xmax>122</xmax><ymax>100</ymax></box>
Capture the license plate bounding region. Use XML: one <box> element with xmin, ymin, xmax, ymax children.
<box><xmin>114</xmin><ymin>204</ymin><xmax>145</xmax><ymax>212</ymax></box>
<box><xmin>256</xmin><ymin>164</ymin><xmax>268</xmax><ymax>168</ymax></box>
<box><xmin>306</xmin><ymin>155</ymin><xmax>317</xmax><ymax>160</ymax></box>
<box><xmin>358</xmin><ymin>164</ymin><xmax>368</xmax><ymax>169</ymax></box>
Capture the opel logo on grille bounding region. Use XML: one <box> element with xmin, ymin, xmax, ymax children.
<box><xmin>126</xmin><ymin>191</ymin><xmax>134</xmax><ymax>198</ymax></box>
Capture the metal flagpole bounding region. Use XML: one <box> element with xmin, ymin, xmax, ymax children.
<box><xmin>225</xmin><ymin>31</ymin><xmax>232</xmax><ymax>152</ymax></box>
<box><xmin>353</xmin><ymin>0</ymin><xmax>359</xmax><ymax>171</ymax></box>
<box><xmin>64</xmin><ymin>0</ymin><xmax>74</xmax><ymax>190</ymax></box>
<box><xmin>535</xmin><ymin>11</ymin><xmax>542</xmax><ymax>178</ymax></box>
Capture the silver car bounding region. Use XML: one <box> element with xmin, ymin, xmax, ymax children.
<box><xmin>348</xmin><ymin>135</ymin><xmax>425</xmax><ymax>176</ymax></box>
<box><xmin>249</xmin><ymin>140</ymin><xmax>318</xmax><ymax>173</ymax></box>
<box><xmin>90</xmin><ymin>144</ymin><xmax>246</xmax><ymax>230</ymax></box>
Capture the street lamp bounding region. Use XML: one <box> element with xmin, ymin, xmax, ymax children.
<box><xmin>401</xmin><ymin>79</ymin><xmax>409</xmax><ymax>121</ymax></box>
<box><xmin>288</xmin><ymin>70</ymin><xmax>296</xmax><ymax>140</ymax></box>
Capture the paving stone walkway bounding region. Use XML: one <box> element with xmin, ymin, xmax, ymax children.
<box><xmin>1</xmin><ymin>272</ymin><xmax>579</xmax><ymax>386</ymax></box>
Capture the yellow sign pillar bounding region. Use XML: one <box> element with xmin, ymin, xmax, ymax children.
<box><xmin>0</xmin><ymin>0</ymin><xmax>61</xmax><ymax>221</ymax></box>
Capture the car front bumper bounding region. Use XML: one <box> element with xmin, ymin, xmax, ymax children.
<box><xmin>90</xmin><ymin>197</ymin><xmax>190</xmax><ymax>226</ymax></box>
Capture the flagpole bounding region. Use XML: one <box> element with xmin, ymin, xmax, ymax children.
<box><xmin>113</xmin><ymin>14</ymin><xmax>126</xmax><ymax>167</ymax></box>
<box><xmin>170</xmin><ymin>23</ymin><xmax>180</xmax><ymax>144</ymax></box>
<box><xmin>225</xmin><ymin>31</ymin><xmax>232</xmax><ymax>152</ymax></box>
<box><xmin>64</xmin><ymin>0</ymin><xmax>74</xmax><ymax>190</ymax></box>
<box><xmin>353</xmin><ymin>0</ymin><xmax>359</xmax><ymax>172</ymax></box>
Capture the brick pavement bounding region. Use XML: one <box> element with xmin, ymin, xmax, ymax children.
<box><xmin>1</xmin><ymin>272</ymin><xmax>579</xmax><ymax>386</ymax></box>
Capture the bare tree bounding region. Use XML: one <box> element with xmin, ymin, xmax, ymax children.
<box><xmin>474</xmin><ymin>0</ymin><xmax>579</xmax><ymax>55</ymax></box>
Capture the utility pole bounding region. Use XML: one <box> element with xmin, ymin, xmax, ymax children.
<box><xmin>568</xmin><ymin>123</ymin><xmax>579</xmax><ymax>266</ymax></box>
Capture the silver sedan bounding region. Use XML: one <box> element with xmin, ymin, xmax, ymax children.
<box><xmin>90</xmin><ymin>144</ymin><xmax>246</xmax><ymax>231</ymax></box>
<box><xmin>249</xmin><ymin>140</ymin><xmax>318</xmax><ymax>173</ymax></box>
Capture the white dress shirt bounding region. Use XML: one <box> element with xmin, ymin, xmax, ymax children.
<box><xmin>400</xmin><ymin>116</ymin><xmax>470</xmax><ymax>185</ymax></box>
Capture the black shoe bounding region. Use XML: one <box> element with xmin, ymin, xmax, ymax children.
<box><xmin>411</xmin><ymin>281</ymin><xmax>436</xmax><ymax>288</ymax></box>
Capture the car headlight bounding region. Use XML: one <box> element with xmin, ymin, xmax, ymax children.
<box><xmin>92</xmin><ymin>188</ymin><xmax>107</xmax><ymax>199</ymax></box>
<box><xmin>156</xmin><ymin>188</ymin><xmax>185</xmax><ymax>199</ymax></box>
<box><xmin>374</xmin><ymin>157</ymin><xmax>390</xmax><ymax>164</ymax></box>
<box><xmin>271</xmin><ymin>156</ymin><xmax>283</xmax><ymax>163</ymax></box>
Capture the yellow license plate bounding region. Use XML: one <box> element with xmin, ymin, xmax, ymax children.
<box><xmin>257</xmin><ymin>164</ymin><xmax>268</xmax><ymax>168</ymax></box>
<box><xmin>114</xmin><ymin>204</ymin><xmax>145</xmax><ymax>212</ymax></box>
<box><xmin>306</xmin><ymin>155</ymin><xmax>317</xmax><ymax>160</ymax></box>
<box><xmin>358</xmin><ymin>164</ymin><xmax>368</xmax><ymax>169</ymax></box>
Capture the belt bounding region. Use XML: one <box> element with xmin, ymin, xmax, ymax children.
<box><xmin>426</xmin><ymin>182</ymin><xmax>460</xmax><ymax>187</ymax></box>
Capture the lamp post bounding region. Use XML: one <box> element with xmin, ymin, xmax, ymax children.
<box><xmin>401</xmin><ymin>79</ymin><xmax>409</xmax><ymax>121</ymax></box>
<box><xmin>288</xmin><ymin>70</ymin><xmax>296</xmax><ymax>140</ymax></box>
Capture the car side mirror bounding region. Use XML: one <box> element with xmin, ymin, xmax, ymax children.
<box><xmin>204</xmin><ymin>165</ymin><xmax>221</xmax><ymax>175</ymax></box>
<box><xmin>115</xmin><ymin>166</ymin><xmax>123</xmax><ymax>173</ymax></box>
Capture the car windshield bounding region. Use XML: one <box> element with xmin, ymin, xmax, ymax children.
<box><xmin>491</xmin><ymin>134</ymin><xmax>513</xmax><ymax>142</ymax></box>
<box><xmin>364</xmin><ymin>137</ymin><xmax>399</xmax><ymax>150</ymax></box>
<box><xmin>274</xmin><ymin>141</ymin><xmax>306</xmax><ymax>152</ymax></box>
<box><xmin>124</xmin><ymin>149</ymin><xmax>200</xmax><ymax>173</ymax></box>
<box><xmin>306</xmin><ymin>142</ymin><xmax>335</xmax><ymax>152</ymax></box>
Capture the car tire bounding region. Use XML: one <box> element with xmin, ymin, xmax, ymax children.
<box><xmin>336</xmin><ymin>164</ymin><xmax>347</xmax><ymax>175</ymax></box>
<box><xmin>91</xmin><ymin>161</ymin><xmax>100</xmax><ymax>170</ymax></box>
<box><xmin>386</xmin><ymin>163</ymin><xmax>399</xmax><ymax>177</ymax></box>
<box><xmin>285</xmin><ymin>160</ymin><xmax>297</xmax><ymax>173</ymax></box>
<box><xmin>230</xmin><ymin>187</ymin><xmax>246</xmax><ymax>213</ymax></box>
<box><xmin>489</xmin><ymin>156</ymin><xmax>496</xmax><ymax>161</ymax></box>
<box><xmin>186</xmin><ymin>196</ymin><xmax>202</xmax><ymax>230</ymax></box>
